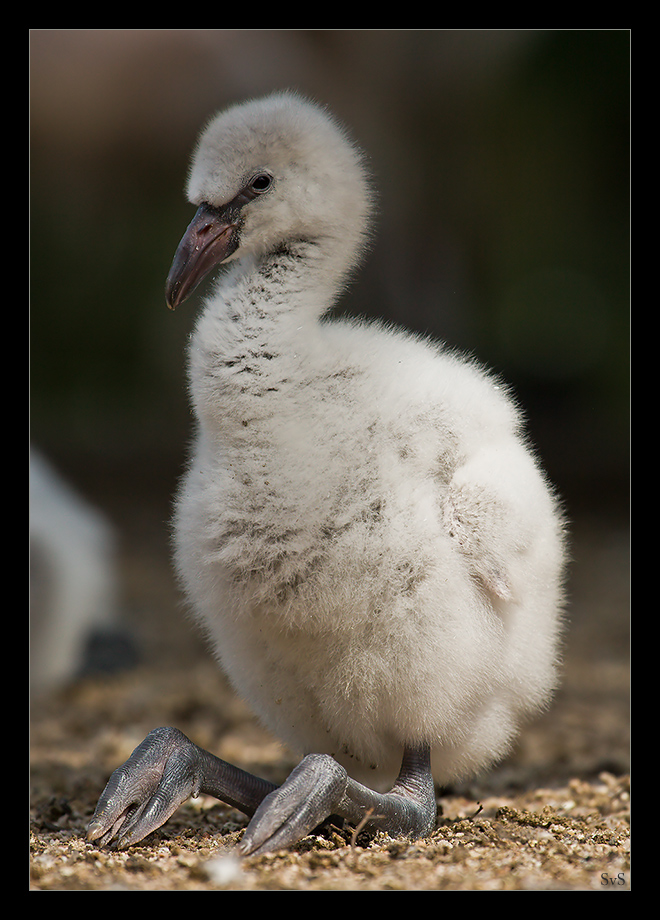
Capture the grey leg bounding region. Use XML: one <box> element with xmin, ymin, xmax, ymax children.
<box><xmin>86</xmin><ymin>726</ymin><xmax>277</xmax><ymax>849</ymax></box>
<box><xmin>86</xmin><ymin>726</ymin><xmax>437</xmax><ymax>856</ymax></box>
<box><xmin>239</xmin><ymin>744</ymin><xmax>437</xmax><ymax>856</ymax></box>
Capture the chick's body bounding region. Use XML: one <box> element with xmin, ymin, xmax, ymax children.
<box><xmin>173</xmin><ymin>204</ymin><xmax>564</xmax><ymax>788</ymax></box>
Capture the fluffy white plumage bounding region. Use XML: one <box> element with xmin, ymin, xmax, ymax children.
<box><xmin>171</xmin><ymin>91</ymin><xmax>566</xmax><ymax>791</ymax></box>
<box><xmin>30</xmin><ymin>448</ymin><xmax>120</xmax><ymax>691</ymax></box>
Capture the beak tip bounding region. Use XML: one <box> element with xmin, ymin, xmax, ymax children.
<box><xmin>165</xmin><ymin>274</ymin><xmax>184</xmax><ymax>310</ymax></box>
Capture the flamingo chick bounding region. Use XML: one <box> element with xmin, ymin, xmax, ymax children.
<box><xmin>87</xmin><ymin>91</ymin><xmax>565</xmax><ymax>857</ymax></box>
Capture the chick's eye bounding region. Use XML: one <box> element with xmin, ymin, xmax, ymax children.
<box><xmin>233</xmin><ymin>172</ymin><xmax>274</xmax><ymax>208</ymax></box>
<box><xmin>249</xmin><ymin>173</ymin><xmax>273</xmax><ymax>193</ymax></box>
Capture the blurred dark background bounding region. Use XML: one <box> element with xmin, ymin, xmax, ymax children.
<box><xmin>30</xmin><ymin>30</ymin><xmax>629</xmax><ymax>678</ymax></box>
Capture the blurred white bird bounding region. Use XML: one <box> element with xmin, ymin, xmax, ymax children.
<box><xmin>88</xmin><ymin>91</ymin><xmax>566</xmax><ymax>857</ymax></box>
<box><xmin>30</xmin><ymin>448</ymin><xmax>134</xmax><ymax>691</ymax></box>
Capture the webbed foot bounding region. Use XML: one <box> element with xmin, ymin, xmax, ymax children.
<box><xmin>86</xmin><ymin>727</ymin><xmax>203</xmax><ymax>849</ymax></box>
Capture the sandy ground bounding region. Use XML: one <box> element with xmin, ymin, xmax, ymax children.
<box><xmin>29</xmin><ymin>497</ymin><xmax>630</xmax><ymax>891</ymax></box>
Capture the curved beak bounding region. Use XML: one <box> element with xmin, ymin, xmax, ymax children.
<box><xmin>165</xmin><ymin>203</ymin><xmax>240</xmax><ymax>309</ymax></box>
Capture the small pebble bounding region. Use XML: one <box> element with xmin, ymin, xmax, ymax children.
<box><xmin>204</xmin><ymin>853</ymin><xmax>243</xmax><ymax>886</ymax></box>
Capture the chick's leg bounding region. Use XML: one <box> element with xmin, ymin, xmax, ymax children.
<box><xmin>86</xmin><ymin>726</ymin><xmax>277</xmax><ymax>849</ymax></box>
<box><xmin>239</xmin><ymin>745</ymin><xmax>437</xmax><ymax>856</ymax></box>
<box><xmin>87</xmin><ymin>728</ymin><xmax>436</xmax><ymax>856</ymax></box>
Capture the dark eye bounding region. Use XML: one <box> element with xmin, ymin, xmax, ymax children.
<box><xmin>249</xmin><ymin>173</ymin><xmax>273</xmax><ymax>194</ymax></box>
<box><xmin>233</xmin><ymin>173</ymin><xmax>274</xmax><ymax>209</ymax></box>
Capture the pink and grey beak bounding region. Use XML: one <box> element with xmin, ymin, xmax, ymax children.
<box><xmin>165</xmin><ymin>203</ymin><xmax>241</xmax><ymax>310</ymax></box>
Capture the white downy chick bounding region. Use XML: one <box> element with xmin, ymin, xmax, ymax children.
<box><xmin>171</xmin><ymin>92</ymin><xmax>566</xmax><ymax>786</ymax></box>
<box><xmin>88</xmin><ymin>92</ymin><xmax>566</xmax><ymax>857</ymax></box>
